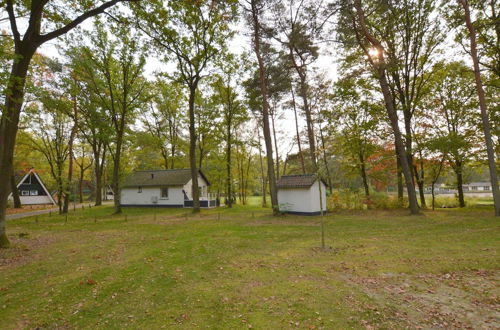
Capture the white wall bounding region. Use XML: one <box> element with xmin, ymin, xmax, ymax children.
<box><xmin>19</xmin><ymin>195</ymin><xmax>54</xmax><ymax>205</ymax></box>
<box><xmin>121</xmin><ymin>186</ymin><xmax>184</xmax><ymax>206</ymax></box>
<box><xmin>183</xmin><ymin>174</ymin><xmax>209</xmax><ymax>200</ymax></box>
<box><xmin>277</xmin><ymin>181</ymin><xmax>327</xmax><ymax>213</ymax></box>
<box><xmin>310</xmin><ymin>181</ymin><xmax>328</xmax><ymax>212</ymax></box>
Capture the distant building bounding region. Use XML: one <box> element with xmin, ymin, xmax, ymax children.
<box><xmin>277</xmin><ymin>174</ymin><xmax>327</xmax><ymax>215</ymax></box>
<box><xmin>120</xmin><ymin>169</ymin><xmax>217</xmax><ymax>208</ymax></box>
<box><xmin>422</xmin><ymin>181</ymin><xmax>493</xmax><ymax>195</ymax></box>
<box><xmin>462</xmin><ymin>182</ymin><xmax>492</xmax><ymax>192</ymax></box>
<box><xmin>9</xmin><ymin>169</ymin><xmax>56</xmax><ymax>205</ymax></box>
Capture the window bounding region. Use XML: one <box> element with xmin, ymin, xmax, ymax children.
<box><xmin>21</xmin><ymin>190</ymin><xmax>29</xmax><ymax>196</ymax></box>
<box><xmin>30</xmin><ymin>190</ymin><xmax>38</xmax><ymax>196</ymax></box>
<box><xmin>161</xmin><ymin>187</ymin><xmax>169</xmax><ymax>199</ymax></box>
<box><xmin>484</xmin><ymin>186</ymin><xmax>490</xmax><ymax>191</ymax></box>
<box><xmin>138</xmin><ymin>186</ymin><xmax>142</xmax><ymax>193</ymax></box>
<box><xmin>471</xmin><ymin>186</ymin><xmax>478</xmax><ymax>191</ymax></box>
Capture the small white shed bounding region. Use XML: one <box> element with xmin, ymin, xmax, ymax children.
<box><xmin>277</xmin><ymin>174</ymin><xmax>327</xmax><ymax>215</ymax></box>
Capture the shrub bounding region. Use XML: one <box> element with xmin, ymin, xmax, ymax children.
<box><xmin>328</xmin><ymin>190</ymin><xmax>409</xmax><ymax>210</ymax></box>
<box><xmin>370</xmin><ymin>192</ymin><xmax>408</xmax><ymax>209</ymax></box>
<box><xmin>433</xmin><ymin>196</ymin><xmax>459</xmax><ymax>208</ymax></box>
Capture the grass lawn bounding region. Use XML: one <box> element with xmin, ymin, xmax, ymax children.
<box><xmin>1</xmin><ymin>200</ymin><xmax>499</xmax><ymax>329</ymax></box>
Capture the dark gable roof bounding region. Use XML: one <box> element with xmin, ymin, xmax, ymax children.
<box><xmin>277</xmin><ymin>174</ymin><xmax>327</xmax><ymax>189</ymax></box>
<box><xmin>122</xmin><ymin>169</ymin><xmax>210</xmax><ymax>187</ymax></box>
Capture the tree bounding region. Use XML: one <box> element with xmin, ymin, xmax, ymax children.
<box><xmin>345</xmin><ymin>0</ymin><xmax>420</xmax><ymax>214</ymax></box>
<box><xmin>73</xmin><ymin>142</ymin><xmax>94</xmax><ymax>203</ymax></box>
<box><xmin>330</xmin><ymin>77</ymin><xmax>380</xmax><ymax>204</ymax></box>
<box><xmin>75</xmin><ymin>22</ymin><xmax>146</xmax><ymax>214</ymax></box>
<box><xmin>242</xmin><ymin>0</ymin><xmax>279</xmax><ymax>213</ymax></box>
<box><xmin>211</xmin><ymin>65</ymin><xmax>248</xmax><ymax>207</ymax></box>
<box><xmin>424</xmin><ymin>61</ymin><xmax>479</xmax><ymax>207</ymax></box>
<box><xmin>143</xmin><ymin>79</ymin><xmax>185</xmax><ymax>170</ymax></box>
<box><xmin>0</xmin><ymin>0</ymin><xmax>137</xmax><ymax>248</ymax></box>
<box><xmin>135</xmin><ymin>0</ymin><xmax>237</xmax><ymax>213</ymax></box>
<box><xmin>457</xmin><ymin>0</ymin><xmax>500</xmax><ymax>216</ymax></box>
<box><xmin>24</xmin><ymin>93</ymin><xmax>72</xmax><ymax>214</ymax></box>
<box><xmin>271</xmin><ymin>0</ymin><xmax>333</xmax><ymax>170</ymax></box>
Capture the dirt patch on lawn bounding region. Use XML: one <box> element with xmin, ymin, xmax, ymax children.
<box><xmin>350</xmin><ymin>270</ymin><xmax>500</xmax><ymax>329</ymax></box>
<box><xmin>6</xmin><ymin>205</ymin><xmax>55</xmax><ymax>215</ymax></box>
<box><xmin>0</xmin><ymin>232</ymin><xmax>58</xmax><ymax>269</ymax></box>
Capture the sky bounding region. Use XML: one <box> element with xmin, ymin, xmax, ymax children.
<box><xmin>0</xmin><ymin>3</ymin><xmax>466</xmax><ymax>161</ymax></box>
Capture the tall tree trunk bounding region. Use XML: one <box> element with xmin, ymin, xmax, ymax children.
<box><xmin>112</xmin><ymin>134</ymin><xmax>123</xmax><ymax>214</ymax></box>
<box><xmin>431</xmin><ymin>182</ymin><xmax>436</xmax><ymax>211</ymax></box>
<box><xmin>299</xmin><ymin>72</ymin><xmax>317</xmax><ymax>170</ymax></box>
<box><xmin>0</xmin><ymin>48</ymin><xmax>35</xmax><ymax>247</ymax></box>
<box><xmin>10</xmin><ymin>173</ymin><xmax>21</xmax><ymax>208</ymax></box>
<box><xmin>291</xmin><ymin>86</ymin><xmax>306</xmax><ymax>174</ymax></box>
<box><xmin>460</xmin><ymin>0</ymin><xmax>500</xmax><ymax>216</ymax></box>
<box><xmin>257</xmin><ymin>128</ymin><xmax>267</xmax><ymax>207</ymax></box>
<box><xmin>378</xmin><ymin>68</ymin><xmax>420</xmax><ymax>214</ymax></box>
<box><xmin>271</xmin><ymin>108</ymin><xmax>280</xmax><ymax>180</ymax></box>
<box><xmin>63</xmin><ymin>97</ymin><xmax>78</xmax><ymax>213</ymax></box>
<box><xmin>359</xmin><ymin>153</ymin><xmax>370</xmax><ymax>199</ymax></box>
<box><xmin>226</xmin><ymin>119</ymin><xmax>233</xmax><ymax>208</ymax></box>
<box><xmin>414</xmin><ymin>163</ymin><xmax>426</xmax><ymax>208</ymax></box>
<box><xmin>455</xmin><ymin>163</ymin><xmax>466</xmax><ymax>208</ymax></box>
<box><xmin>79</xmin><ymin>169</ymin><xmax>84</xmax><ymax>204</ymax></box>
<box><xmin>94</xmin><ymin>164</ymin><xmax>103</xmax><ymax>206</ymax></box>
<box><xmin>188</xmin><ymin>85</ymin><xmax>200</xmax><ymax>213</ymax></box>
<box><xmin>397</xmin><ymin>156</ymin><xmax>404</xmax><ymax>205</ymax></box>
<box><xmin>319</xmin><ymin>123</ymin><xmax>333</xmax><ymax>193</ymax></box>
<box><xmin>289</xmin><ymin>48</ymin><xmax>317</xmax><ymax>170</ymax></box>
<box><xmin>251</xmin><ymin>0</ymin><xmax>278</xmax><ymax>213</ymax></box>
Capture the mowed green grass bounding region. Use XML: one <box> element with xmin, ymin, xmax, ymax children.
<box><xmin>1</xmin><ymin>200</ymin><xmax>499</xmax><ymax>329</ymax></box>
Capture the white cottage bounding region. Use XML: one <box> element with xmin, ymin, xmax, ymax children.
<box><xmin>9</xmin><ymin>169</ymin><xmax>56</xmax><ymax>205</ymax></box>
<box><xmin>277</xmin><ymin>174</ymin><xmax>327</xmax><ymax>215</ymax></box>
<box><xmin>120</xmin><ymin>169</ymin><xmax>217</xmax><ymax>208</ymax></box>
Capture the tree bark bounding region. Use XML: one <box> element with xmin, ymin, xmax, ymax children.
<box><xmin>271</xmin><ymin>105</ymin><xmax>280</xmax><ymax>180</ymax></box>
<box><xmin>291</xmin><ymin>86</ymin><xmax>306</xmax><ymax>174</ymax></box>
<box><xmin>414</xmin><ymin>161</ymin><xmax>427</xmax><ymax>208</ymax></box>
<box><xmin>377</xmin><ymin>68</ymin><xmax>420</xmax><ymax>214</ymax></box>
<box><xmin>455</xmin><ymin>163</ymin><xmax>466</xmax><ymax>208</ymax></box>
<box><xmin>226</xmin><ymin>117</ymin><xmax>233</xmax><ymax>208</ymax></box>
<box><xmin>397</xmin><ymin>155</ymin><xmax>404</xmax><ymax>205</ymax></box>
<box><xmin>112</xmin><ymin>135</ymin><xmax>123</xmax><ymax>214</ymax></box>
<box><xmin>289</xmin><ymin>48</ymin><xmax>317</xmax><ymax>170</ymax></box>
<box><xmin>431</xmin><ymin>183</ymin><xmax>436</xmax><ymax>210</ymax></box>
<box><xmin>188</xmin><ymin>85</ymin><xmax>200</xmax><ymax>213</ymax></box>
<box><xmin>251</xmin><ymin>0</ymin><xmax>278</xmax><ymax>213</ymax></box>
<box><xmin>63</xmin><ymin>95</ymin><xmax>78</xmax><ymax>214</ymax></box>
<box><xmin>0</xmin><ymin>46</ymin><xmax>35</xmax><ymax>247</ymax></box>
<box><xmin>257</xmin><ymin>127</ymin><xmax>267</xmax><ymax>207</ymax></box>
<box><xmin>359</xmin><ymin>153</ymin><xmax>370</xmax><ymax>199</ymax></box>
<box><xmin>460</xmin><ymin>0</ymin><xmax>500</xmax><ymax>216</ymax></box>
<box><xmin>10</xmin><ymin>173</ymin><xmax>21</xmax><ymax>208</ymax></box>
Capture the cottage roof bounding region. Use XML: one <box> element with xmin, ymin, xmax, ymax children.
<box><xmin>276</xmin><ymin>174</ymin><xmax>327</xmax><ymax>189</ymax></box>
<box><xmin>463</xmin><ymin>182</ymin><xmax>492</xmax><ymax>187</ymax></box>
<box><xmin>122</xmin><ymin>169</ymin><xmax>210</xmax><ymax>187</ymax></box>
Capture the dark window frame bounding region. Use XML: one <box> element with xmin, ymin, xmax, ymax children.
<box><xmin>161</xmin><ymin>187</ymin><xmax>169</xmax><ymax>199</ymax></box>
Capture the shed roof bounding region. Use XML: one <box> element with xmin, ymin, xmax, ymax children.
<box><xmin>276</xmin><ymin>174</ymin><xmax>326</xmax><ymax>189</ymax></box>
<box><xmin>122</xmin><ymin>169</ymin><xmax>210</xmax><ymax>187</ymax></box>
